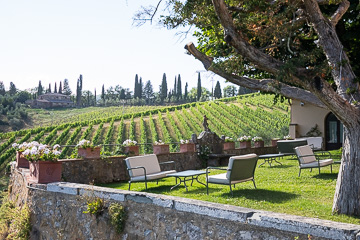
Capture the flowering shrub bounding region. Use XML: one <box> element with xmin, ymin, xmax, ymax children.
<box><xmin>76</xmin><ymin>139</ymin><xmax>96</xmax><ymax>149</ymax></box>
<box><xmin>12</xmin><ymin>142</ymin><xmax>31</xmax><ymax>152</ymax></box>
<box><xmin>180</xmin><ymin>139</ymin><xmax>190</xmax><ymax>144</ymax></box>
<box><xmin>123</xmin><ymin>139</ymin><xmax>137</xmax><ymax>146</ymax></box>
<box><xmin>237</xmin><ymin>136</ymin><xmax>252</xmax><ymax>142</ymax></box>
<box><xmin>224</xmin><ymin>137</ymin><xmax>234</xmax><ymax>142</ymax></box>
<box><xmin>252</xmin><ymin>136</ymin><xmax>263</xmax><ymax>142</ymax></box>
<box><xmin>20</xmin><ymin>141</ymin><xmax>61</xmax><ymax>162</ymax></box>
<box><xmin>154</xmin><ymin>140</ymin><xmax>166</xmax><ymax>145</ymax></box>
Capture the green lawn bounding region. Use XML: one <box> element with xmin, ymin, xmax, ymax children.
<box><xmin>101</xmin><ymin>153</ymin><xmax>360</xmax><ymax>225</ymax></box>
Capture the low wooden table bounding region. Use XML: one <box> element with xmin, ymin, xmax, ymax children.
<box><xmin>258</xmin><ymin>153</ymin><xmax>284</xmax><ymax>167</ymax></box>
<box><xmin>167</xmin><ymin>170</ymin><xmax>206</xmax><ymax>191</ymax></box>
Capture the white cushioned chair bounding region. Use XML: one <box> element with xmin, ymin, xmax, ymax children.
<box><xmin>206</xmin><ymin>154</ymin><xmax>258</xmax><ymax>196</ymax></box>
<box><xmin>294</xmin><ymin>145</ymin><xmax>333</xmax><ymax>177</ymax></box>
<box><xmin>125</xmin><ymin>154</ymin><xmax>176</xmax><ymax>190</ymax></box>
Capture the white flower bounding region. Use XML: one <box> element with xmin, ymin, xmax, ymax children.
<box><xmin>38</xmin><ymin>144</ymin><xmax>46</xmax><ymax>151</ymax></box>
<box><xmin>43</xmin><ymin>148</ymin><xmax>50</xmax><ymax>155</ymax></box>
<box><xmin>180</xmin><ymin>139</ymin><xmax>189</xmax><ymax>144</ymax></box>
<box><xmin>154</xmin><ymin>140</ymin><xmax>165</xmax><ymax>145</ymax></box>
<box><xmin>252</xmin><ymin>136</ymin><xmax>263</xmax><ymax>142</ymax></box>
<box><xmin>53</xmin><ymin>150</ymin><xmax>61</xmax><ymax>156</ymax></box>
<box><xmin>12</xmin><ymin>143</ymin><xmax>19</xmax><ymax>148</ymax></box>
<box><xmin>53</xmin><ymin>144</ymin><xmax>61</xmax><ymax>149</ymax></box>
<box><xmin>30</xmin><ymin>146</ymin><xmax>38</xmax><ymax>155</ymax></box>
<box><xmin>23</xmin><ymin>149</ymin><xmax>30</xmax><ymax>156</ymax></box>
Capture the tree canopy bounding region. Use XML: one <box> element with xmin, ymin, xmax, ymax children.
<box><xmin>136</xmin><ymin>0</ymin><xmax>360</xmax><ymax>216</ymax></box>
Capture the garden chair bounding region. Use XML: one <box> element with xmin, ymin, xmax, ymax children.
<box><xmin>206</xmin><ymin>154</ymin><xmax>258</xmax><ymax>196</ymax></box>
<box><xmin>294</xmin><ymin>145</ymin><xmax>333</xmax><ymax>177</ymax></box>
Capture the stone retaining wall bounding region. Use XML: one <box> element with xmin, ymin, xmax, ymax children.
<box><xmin>9</xmin><ymin>168</ymin><xmax>360</xmax><ymax>240</ymax></box>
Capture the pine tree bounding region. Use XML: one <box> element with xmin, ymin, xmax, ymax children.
<box><xmin>214</xmin><ymin>81</ymin><xmax>222</xmax><ymax>99</ymax></box>
<box><xmin>37</xmin><ymin>81</ymin><xmax>43</xmax><ymax>96</ymax></box>
<box><xmin>0</xmin><ymin>81</ymin><xmax>5</xmax><ymax>95</ymax></box>
<box><xmin>9</xmin><ymin>82</ymin><xmax>17</xmax><ymax>95</ymax></box>
<box><xmin>63</xmin><ymin>79</ymin><xmax>72</xmax><ymax>95</ymax></box>
<box><xmin>54</xmin><ymin>82</ymin><xmax>57</xmax><ymax>93</ymax></box>
<box><xmin>134</xmin><ymin>74</ymin><xmax>139</xmax><ymax>98</ymax></box>
<box><xmin>58</xmin><ymin>81</ymin><xmax>62</xmax><ymax>94</ymax></box>
<box><xmin>184</xmin><ymin>82</ymin><xmax>188</xmax><ymax>100</ymax></box>
<box><xmin>144</xmin><ymin>80</ymin><xmax>154</xmax><ymax>104</ymax></box>
<box><xmin>160</xmin><ymin>73</ymin><xmax>168</xmax><ymax>101</ymax></box>
<box><xmin>120</xmin><ymin>89</ymin><xmax>126</xmax><ymax>99</ymax></box>
<box><xmin>177</xmin><ymin>74</ymin><xmax>182</xmax><ymax>99</ymax></box>
<box><xmin>197</xmin><ymin>72</ymin><xmax>202</xmax><ymax>101</ymax></box>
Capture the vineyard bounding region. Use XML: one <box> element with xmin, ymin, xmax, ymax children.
<box><xmin>0</xmin><ymin>93</ymin><xmax>290</xmax><ymax>173</ymax></box>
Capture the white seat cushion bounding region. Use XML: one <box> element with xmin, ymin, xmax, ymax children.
<box><xmin>207</xmin><ymin>173</ymin><xmax>253</xmax><ymax>185</ymax></box>
<box><xmin>130</xmin><ymin>170</ymin><xmax>176</xmax><ymax>182</ymax></box>
<box><xmin>300</xmin><ymin>159</ymin><xmax>333</xmax><ymax>168</ymax></box>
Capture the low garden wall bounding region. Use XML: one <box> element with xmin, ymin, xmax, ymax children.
<box><xmin>9</xmin><ymin>168</ymin><xmax>360</xmax><ymax>240</ymax></box>
<box><xmin>60</xmin><ymin>147</ymin><xmax>277</xmax><ymax>184</ymax></box>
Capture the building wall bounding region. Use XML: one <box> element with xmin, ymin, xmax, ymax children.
<box><xmin>290</xmin><ymin>100</ymin><xmax>330</xmax><ymax>138</ymax></box>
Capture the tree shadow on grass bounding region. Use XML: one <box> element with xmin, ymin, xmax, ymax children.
<box><xmin>313</xmin><ymin>172</ymin><xmax>338</xmax><ymax>180</ymax></box>
<box><xmin>215</xmin><ymin>188</ymin><xmax>298</xmax><ymax>203</ymax></box>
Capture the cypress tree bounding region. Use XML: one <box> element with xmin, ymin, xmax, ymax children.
<box><xmin>139</xmin><ymin>77</ymin><xmax>143</xmax><ymax>99</ymax></box>
<box><xmin>101</xmin><ymin>84</ymin><xmax>105</xmax><ymax>103</ymax></box>
<box><xmin>177</xmin><ymin>74</ymin><xmax>182</xmax><ymax>99</ymax></box>
<box><xmin>134</xmin><ymin>74</ymin><xmax>139</xmax><ymax>98</ymax></box>
<box><xmin>160</xmin><ymin>73</ymin><xmax>168</xmax><ymax>101</ymax></box>
<box><xmin>184</xmin><ymin>82</ymin><xmax>188</xmax><ymax>100</ymax></box>
<box><xmin>94</xmin><ymin>88</ymin><xmax>97</xmax><ymax>106</ymax></box>
<box><xmin>76</xmin><ymin>75</ymin><xmax>83</xmax><ymax>106</ymax></box>
<box><xmin>54</xmin><ymin>82</ymin><xmax>57</xmax><ymax>93</ymax></box>
<box><xmin>214</xmin><ymin>81</ymin><xmax>222</xmax><ymax>99</ymax></box>
<box><xmin>0</xmin><ymin>81</ymin><xmax>5</xmax><ymax>95</ymax></box>
<box><xmin>173</xmin><ymin>76</ymin><xmax>177</xmax><ymax>96</ymax></box>
<box><xmin>37</xmin><ymin>81</ymin><xmax>43</xmax><ymax>96</ymax></box>
<box><xmin>59</xmin><ymin>81</ymin><xmax>62</xmax><ymax>94</ymax></box>
<box><xmin>197</xmin><ymin>72</ymin><xmax>202</xmax><ymax>101</ymax></box>
<box><xmin>47</xmin><ymin>83</ymin><xmax>51</xmax><ymax>93</ymax></box>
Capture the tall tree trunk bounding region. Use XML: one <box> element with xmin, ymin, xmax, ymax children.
<box><xmin>333</xmin><ymin>125</ymin><xmax>360</xmax><ymax>215</ymax></box>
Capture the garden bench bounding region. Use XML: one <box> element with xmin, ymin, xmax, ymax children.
<box><xmin>124</xmin><ymin>154</ymin><xmax>176</xmax><ymax>190</ymax></box>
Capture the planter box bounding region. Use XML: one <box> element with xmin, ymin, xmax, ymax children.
<box><xmin>16</xmin><ymin>151</ymin><xmax>29</xmax><ymax>168</ymax></box>
<box><xmin>223</xmin><ymin>142</ymin><xmax>235</xmax><ymax>150</ymax></box>
<box><xmin>180</xmin><ymin>143</ymin><xmax>195</xmax><ymax>153</ymax></box>
<box><xmin>153</xmin><ymin>144</ymin><xmax>170</xmax><ymax>155</ymax></box>
<box><xmin>239</xmin><ymin>141</ymin><xmax>251</xmax><ymax>149</ymax></box>
<box><xmin>29</xmin><ymin>161</ymin><xmax>62</xmax><ymax>184</ymax></box>
<box><xmin>271</xmin><ymin>139</ymin><xmax>279</xmax><ymax>147</ymax></box>
<box><xmin>254</xmin><ymin>141</ymin><xmax>264</xmax><ymax>148</ymax></box>
<box><xmin>124</xmin><ymin>145</ymin><xmax>139</xmax><ymax>156</ymax></box>
<box><xmin>78</xmin><ymin>147</ymin><xmax>101</xmax><ymax>159</ymax></box>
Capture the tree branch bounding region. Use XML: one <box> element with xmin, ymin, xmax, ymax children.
<box><xmin>185</xmin><ymin>42</ymin><xmax>326</xmax><ymax>108</ymax></box>
<box><xmin>330</xmin><ymin>0</ymin><xmax>350</xmax><ymax>26</ymax></box>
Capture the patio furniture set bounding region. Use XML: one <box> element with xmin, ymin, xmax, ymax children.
<box><xmin>124</xmin><ymin>138</ymin><xmax>334</xmax><ymax>195</ymax></box>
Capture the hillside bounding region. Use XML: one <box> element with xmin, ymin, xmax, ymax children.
<box><xmin>0</xmin><ymin>93</ymin><xmax>290</xmax><ymax>173</ymax></box>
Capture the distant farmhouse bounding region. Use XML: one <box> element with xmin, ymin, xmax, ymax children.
<box><xmin>26</xmin><ymin>93</ymin><xmax>74</xmax><ymax>108</ymax></box>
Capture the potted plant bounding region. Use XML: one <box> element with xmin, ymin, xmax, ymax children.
<box><xmin>12</xmin><ymin>142</ymin><xmax>30</xmax><ymax>168</ymax></box>
<box><xmin>76</xmin><ymin>139</ymin><xmax>101</xmax><ymax>159</ymax></box>
<box><xmin>179</xmin><ymin>139</ymin><xmax>195</xmax><ymax>153</ymax></box>
<box><xmin>237</xmin><ymin>136</ymin><xmax>252</xmax><ymax>149</ymax></box>
<box><xmin>223</xmin><ymin>137</ymin><xmax>235</xmax><ymax>150</ymax></box>
<box><xmin>283</xmin><ymin>135</ymin><xmax>293</xmax><ymax>140</ymax></box>
<box><xmin>22</xmin><ymin>142</ymin><xmax>62</xmax><ymax>184</ymax></box>
<box><xmin>123</xmin><ymin>139</ymin><xmax>139</xmax><ymax>156</ymax></box>
<box><xmin>252</xmin><ymin>136</ymin><xmax>264</xmax><ymax>148</ymax></box>
<box><xmin>153</xmin><ymin>140</ymin><xmax>169</xmax><ymax>155</ymax></box>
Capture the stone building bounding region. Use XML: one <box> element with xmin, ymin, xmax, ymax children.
<box><xmin>26</xmin><ymin>93</ymin><xmax>74</xmax><ymax>108</ymax></box>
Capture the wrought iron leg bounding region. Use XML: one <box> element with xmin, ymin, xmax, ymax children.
<box><xmin>252</xmin><ymin>179</ymin><xmax>256</xmax><ymax>189</ymax></box>
<box><xmin>128</xmin><ymin>181</ymin><xmax>131</xmax><ymax>191</ymax></box>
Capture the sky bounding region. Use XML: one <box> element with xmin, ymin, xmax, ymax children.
<box><xmin>0</xmin><ymin>0</ymin><xmax>231</xmax><ymax>94</ymax></box>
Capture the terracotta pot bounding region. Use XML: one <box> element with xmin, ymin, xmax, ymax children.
<box><xmin>254</xmin><ymin>141</ymin><xmax>265</xmax><ymax>148</ymax></box>
<box><xmin>153</xmin><ymin>144</ymin><xmax>170</xmax><ymax>155</ymax></box>
<box><xmin>124</xmin><ymin>145</ymin><xmax>139</xmax><ymax>156</ymax></box>
<box><xmin>29</xmin><ymin>161</ymin><xmax>62</xmax><ymax>184</ymax></box>
<box><xmin>16</xmin><ymin>151</ymin><xmax>29</xmax><ymax>168</ymax></box>
<box><xmin>223</xmin><ymin>142</ymin><xmax>235</xmax><ymax>150</ymax></box>
<box><xmin>77</xmin><ymin>147</ymin><xmax>101</xmax><ymax>159</ymax></box>
<box><xmin>180</xmin><ymin>143</ymin><xmax>195</xmax><ymax>153</ymax></box>
<box><xmin>239</xmin><ymin>141</ymin><xmax>251</xmax><ymax>149</ymax></box>
<box><xmin>271</xmin><ymin>139</ymin><xmax>279</xmax><ymax>147</ymax></box>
